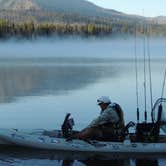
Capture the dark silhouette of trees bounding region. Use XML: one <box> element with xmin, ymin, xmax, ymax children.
<box><xmin>0</xmin><ymin>19</ymin><xmax>113</xmax><ymax>39</ymax></box>
<box><xmin>0</xmin><ymin>14</ymin><xmax>166</xmax><ymax>39</ymax></box>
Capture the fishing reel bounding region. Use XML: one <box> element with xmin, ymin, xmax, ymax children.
<box><xmin>152</xmin><ymin>98</ymin><xmax>166</xmax><ymax>133</ymax></box>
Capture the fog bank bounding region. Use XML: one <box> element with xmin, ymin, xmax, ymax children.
<box><xmin>0</xmin><ymin>37</ymin><xmax>166</xmax><ymax>59</ymax></box>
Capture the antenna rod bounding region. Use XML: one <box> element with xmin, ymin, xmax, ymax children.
<box><xmin>134</xmin><ymin>23</ymin><xmax>139</xmax><ymax>123</ymax></box>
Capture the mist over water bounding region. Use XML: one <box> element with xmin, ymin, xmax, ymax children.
<box><xmin>0</xmin><ymin>36</ymin><xmax>166</xmax><ymax>59</ymax></box>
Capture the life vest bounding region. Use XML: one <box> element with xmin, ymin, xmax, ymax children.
<box><xmin>99</xmin><ymin>103</ymin><xmax>125</xmax><ymax>141</ymax></box>
<box><xmin>111</xmin><ymin>103</ymin><xmax>125</xmax><ymax>129</ymax></box>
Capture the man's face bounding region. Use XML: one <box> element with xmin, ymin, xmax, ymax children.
<box><xmin>98</xmin><ymin>103</ymin><xmax>107</xmax><ymax>111</ymax></box>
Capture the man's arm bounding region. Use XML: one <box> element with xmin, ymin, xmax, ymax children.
<box><xmin>87</xmin><ymin>108</ymin><xmax>119</xmax><ymax>128</ymax></box>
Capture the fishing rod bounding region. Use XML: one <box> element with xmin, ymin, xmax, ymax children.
<box><xmin>143</xmin><ymin>22</ymin><xmax>147</xmax><ymax>123</ymax></box>
<box><xmin>134</xmin><ymin>23</ymin><xmax>140</xmax><ymax>123</ymax></box>
<box><xmin>147</xmin><ymin>25</ymin><xmax>154</xmax><ymax>122</ymax></box>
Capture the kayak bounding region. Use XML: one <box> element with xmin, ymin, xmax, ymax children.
<box><xmin>0</xmin><ymin>128</ymin><xmax>45</xmax><ymax>145</ymax></box>
<box><xmin>0</xmin><ymin>128</ymin><xmax>166</xmax><ymax>157</ymax></box>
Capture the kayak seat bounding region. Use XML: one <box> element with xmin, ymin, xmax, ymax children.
<box><xmin>99</xmin><ymin>121</ymin><xmax>135</xmax><ymax>142</ymax></box>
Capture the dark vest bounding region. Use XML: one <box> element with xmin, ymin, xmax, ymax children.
<box><xmin>99</xmin><ymin>103</ymin><xmax>125</xmax><ymax>141</ymax></box>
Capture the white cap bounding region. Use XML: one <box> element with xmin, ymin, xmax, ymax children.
<box><xmin>97</xmin><ymin>96</ymin><xmax>111</xmax><ymax>105</ymax></box>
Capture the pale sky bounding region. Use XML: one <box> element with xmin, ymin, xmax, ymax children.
<box><xmin>87</xmin><ymin>0</ymin><xmax>166</xmax><ymax>17</ymax></box>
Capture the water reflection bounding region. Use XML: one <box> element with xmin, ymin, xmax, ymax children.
<box><xmin>79</xmin><ymin>160</ymin><xmax>130</xmax><ymax>166</ymax></box>
<box><xmin>135</xmin><ymin>159</ymin><xmax>158</xmax><ymax>166</ymax></box>
<box><xmin>0</xmin><ymin>146</ymin><xmax>162</xmax><ymax>166</ymax></box>
<box><xmin>0</xmin><ymin>58</ymin><xmax>119</xmax><ymax>103</ymax></box>
<box><xmin>0</xmin><ymin>58</ymin><xmax>165</xmax><ymax>105</ymax></box>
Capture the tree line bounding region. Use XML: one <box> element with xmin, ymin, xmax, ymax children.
<box><xmin>0</xmin><ymin>19</ymin><xmax>113</xmax><ymax>39</ymax></box>
<box><xmin>0</xmin><ymin>18</ymin><xmax>166</xmax><ymax>39</ymax></box>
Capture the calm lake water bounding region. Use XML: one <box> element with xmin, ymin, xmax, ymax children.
<box><xmin>0</xmin><ymin>38</ymin><xmax>166</xmax><ymax>165</ymax></box>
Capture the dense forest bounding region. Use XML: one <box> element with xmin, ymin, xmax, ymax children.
<box><xmin>0</xmin><ymin>20</ymin><xmax>113</xmax><ymax>38</ymax></box>
<box><xmin>0</xmin><ymin>10</ymin><xmax>166</xmax><ymax>39</ymax></box>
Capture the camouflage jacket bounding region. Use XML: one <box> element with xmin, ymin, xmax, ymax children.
<box><xmin>87</xmin><ymin>103</ymin><xmax>120</xmax><ymax>128</ymax></box>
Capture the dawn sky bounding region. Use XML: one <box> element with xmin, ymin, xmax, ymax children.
<box><xmin>87</xmin><ymin>0</ymin><xmax>166</xmax><ymax>17</ymax></box>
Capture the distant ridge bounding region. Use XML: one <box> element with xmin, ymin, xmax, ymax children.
<box><xmin>0</xmin><ymin>0</ymin><xmax>166</xmax><ymax>26</ymax></box>
<box><xmin>0</xmin><ymin>0</ymin><xmax>141</xmax><ymax>19</ymax></box>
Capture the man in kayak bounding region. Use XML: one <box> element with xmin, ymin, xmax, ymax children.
<box><xmin>75</xmin><ymin>96</ymin><xmax>125</xmax><ymax>141</ymax></box>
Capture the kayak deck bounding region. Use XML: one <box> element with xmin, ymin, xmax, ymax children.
<box><xmin>0</xmin><ymin>129</ymin><xmax>166</xmax><ymax>156</ymax></box>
